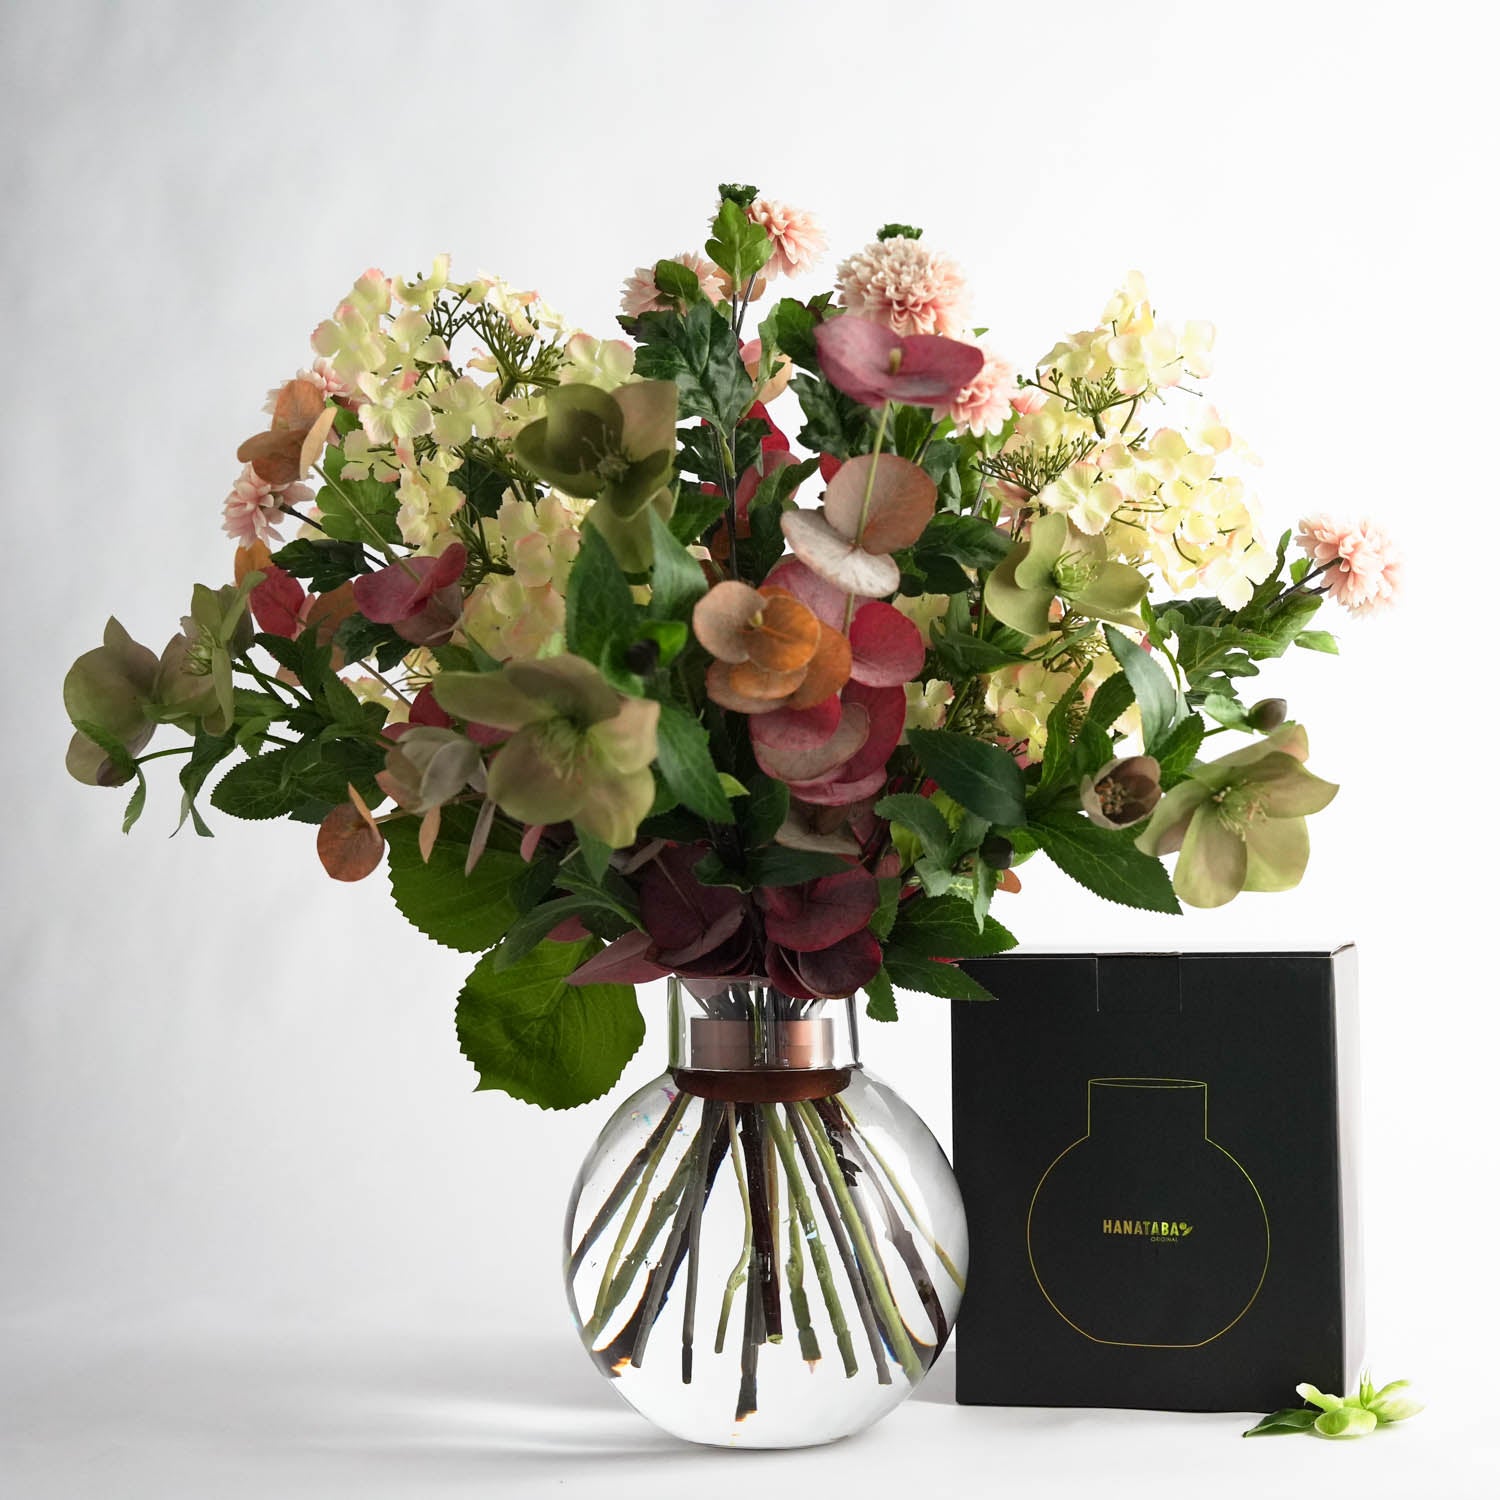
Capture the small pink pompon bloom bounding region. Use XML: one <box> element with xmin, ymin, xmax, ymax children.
<box><xmin>835</xmin><ymin>235</ymin><xmax>970</xmax><ymax>337</ymax></box>
<box><xmin>1296</xmin><ymin>515</ymin><xmax>1402</xmax><ymax>614</ymax></box>
<box><xmin>935</xmin><ymin>345</ymin><xmax>1021</xmax><ymax>435</ymax></box>
<box><xmin>746</xmin><ymin>197</ymin><xmax>827</xmax><ymax>280</ymax></box>
<box><xmin>621</xmin><ymin>252</ymin><xmax>727</xmax><ymax>316</ymax></box>
<box><xmin>222</xmin><ymin>466</ymin><xmax>312</xmax><ymax>548</ymax></box>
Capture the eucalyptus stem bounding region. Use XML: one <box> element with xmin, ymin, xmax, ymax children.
<box><xmin>714</xmin><ymin>1104</ymin><xmax>753</xmax><ymax>1355</ymax></box>
<box><xmin>764</xmin><ymin>1106</ymin><xmax>829</xmax><ymax>1370</ymax></box>
<box><xmin>588</xmin><ymin>1146</ymin><xmax>695</xmax><ymax>1339</ymax></box>
<box><xmin>740</xmin><ymin>1102</ymin><xmax>782</xmax><ymax>1343</ymax></box>
<box><xmin>680</xmin><ymin>1100</ymin><xmax>722</xmax><ymax>1383</ymax></box>
<box><xmin>794</xmin><ymin>1099</ymin><xmax>923</xmax><ymax>1385</ymax></box>
<box><xmin>786</xmin><ymin>1101</ymin><xmax>889</xmax><ymax>1385</ymax></box>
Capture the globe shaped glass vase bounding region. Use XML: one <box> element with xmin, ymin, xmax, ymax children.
<box><xmin>563</xmin><ymin>977</ymin><xmax>968</xmax><ymax>1448</ymax></box>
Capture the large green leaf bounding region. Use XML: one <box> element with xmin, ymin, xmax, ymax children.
<box><xmin>705</xmin><ymin>199</ymin><xmax>773</xmax><ymax>288</ymax></box>
<box><xmin>865</xmin><ymin>967</ymin><xmax>899</xmax><ymax>1022</ymax></box>
<box><xmin>1105</xmin><ymin>624</ymin><xmax>1182</xmax><ymax>754</ymax></box>
<box><xmin>654</xmin><ymin>701</ymin><xmax>734</xmax><ymax>823</ymax></box>
<box><xmin>645</xmin><ymin>509</ymin><xmax>708</xmax><ymax>621</ymax></box>
<box><xmin>888</xmin><ymin>895</ymin><xmax>1017</xmax><ymax>958</ymax></box>
<box><xmin>874</xmin><ymin>793</ymin><xmax>953</xmax><ymax>862</ymax></box>
<box><xmin>455</xmin><ymin>938</ymin><xmax>645</xmax><ymax>1109</ymax></box>
<box><xmin>633</xmin><ymin>300</ymin><xmax>753</xmax><ymax>433</ymax></box>
<box><xmin>565</xmin><ymin>525</ymin><xmax>639</xmax><ymax>665</ymax></box>
<box><xmin>906</xmin><ymin>729</ymin><xmax>1026</xmax><ymax>827</ymax></box>
<box><xmin>882</xmin><ymin>947</ymin><xmax>999</xmax><ymax>1002</ymax></box>
<box><xmin>386</xmin><ymin>810</ymin><xmax>527</xmax><ymax>953</ymax></box>
<box><xmin>1032</xmin><ymin>812</ymin><xmax>1181</xmax><ymax>913</ymax></box>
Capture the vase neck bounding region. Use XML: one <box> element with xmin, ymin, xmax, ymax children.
<box><xmin>668</xmin><ymin>977</ymin><xmax>860</xmax><ymax>1073</ymax></box>
<box><xmin>1087</xmin><ymin>1077</ymin><xmax>1208</xmax><ymax>1139</ymax></box>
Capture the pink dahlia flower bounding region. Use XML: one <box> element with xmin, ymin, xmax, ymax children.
<box><xmin>1296</xmin><ymin>515</ymin><xmax>1402</xmax><ymax>614</ymax></box>
<box><xmin>620</xmin><ymin>251</ymin><xmax>727</xmax><ymax>316</ymax></box>
<box><xmin>935</xmin><ymin>345</ymin><xmax>1021</xmax><ymax>435</ymax></box>
<box><xmin>222</xmin><ymin>466</ymin><xmax>312</xmax><ymax>548</ymax></box>
<box><xmin>746</xmin><ymin>197</ymin><xmax>827</xmax><ymax>279</ymax></box>
<box><xmin>835</xmin><ymin>236</ymin><xmax>970</xmax><ymax>337</ymax></box>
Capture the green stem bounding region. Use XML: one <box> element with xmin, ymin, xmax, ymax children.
<box><xmin>764</xmin><ymin>1107</ymin><xmax>828</xmax><ymax>1370</ymax></box>
<box><xmin>793</xmin><ymin>1100</ymin><xmax>923</xmax><ymax>1384</ymax></box>
<box><xmin>587</xmin><ymin>1148</ymin><xmax>695</xmax><ymax>1339</ymax></box>
<box><xmin>713</xmin><ymin>1104</ymin><xmax>753</xmax><ymax>1355</ymax></box>
<box><xmin>845</xmin><ymin>401</ymin><xmax>892</xmax><ymax>632</ymax></box>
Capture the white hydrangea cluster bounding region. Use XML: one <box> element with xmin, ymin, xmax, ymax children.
<box><xmin>984</xmin><ymin>660</ymin><xmax>1078</xmax><ymax>760</ymax></box>
<box><xmin>461</xmin><ymin>494</ymin><xmax>585</xmax><ymax>662</ymax></box>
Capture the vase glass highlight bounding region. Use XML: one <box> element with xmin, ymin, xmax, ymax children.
<box><xmin>563</xmin><ymin>977</ymin><xmax>967</xmax><ymax>1448</ymax></box>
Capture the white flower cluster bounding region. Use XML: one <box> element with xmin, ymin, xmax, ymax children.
<box><xmin>461</xmin><ymin>495</ymin><xmax>585</xmax><ymax>662</ymax></box>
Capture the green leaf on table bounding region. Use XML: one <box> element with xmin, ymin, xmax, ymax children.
<box><xmin>865</xmin><ymin>967</ymin><xmax>899</xmax><ymax>1022</ymax></box>
<box><xmin>456</xmin><ymin>938</ymin><xmax>645</xmax><ymax>1109</ymax></box>
<box><xmin>1242</xmin><ymin>1408</ymin><xmax>1319</xmax><ymax>1437</ymax></box>
<box><xmin>386</xmin><ymin>808</ymin><xmax>526</xmax><ymax>952</ymax></box>
<box><xmin>1313</xmin><ymin>1407</ymin><xmax>1378</xmax><ymax>1439</ymax></box>
<box><xmin>1032</xmin><ymin>811</ymin><xmax>1181</xmax><ymax>913</ymax></box>
<box><xmin>633</xmin><ymin>300</ymin><xmax>753</xmax><ymax>433</ymax></box>
<box><xmin>1104</xmin><ymin>624</ymin><xmax>1183</xmax><ymax>754</ymax></box>
<box><xmin>645</xmin><ymin>508</ymin><xmax>708</xmax><ymax>621</ymax></box>
<box><xmin>705</xmin><ymin>199</ymin><xmax>773</xmax><ymax>288</ymax></box>
<box><xmin>906</xmin><ymin>729</ymin><xmax>1027</xmax><ymax>828</ymax></box>
<box><xmin>882</xmin><ymin>947</ymin><xmax>999</xmax><ymax>1002</ymax></box>
<box><xmin>875</xmin><ymin>793</ymin><xmax>953</xmax><ymax>863</ymax></box>
<box><xmin>889</xmin><ymin>894</ymin><xmax>1017</xmax><ymax>958</ymax></box>
<box><xmin>654</xmin><ymin>701</ymin><xmax>734</xmax><ymax>823</ymax></box>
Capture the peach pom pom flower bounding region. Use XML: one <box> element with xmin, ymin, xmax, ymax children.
<box><xmin>620</xmin><ymin>252</ymin><xmax>726</xmax><ymax>316</ymax></box>
<box><xmin>747</xmin><ymin>197</ymin><xmax>827</xmax><ymax>280</ymax></box>
<box><xmin>935</xmin><ymin>345</ymin><xmax>1021</xmax><ymax>436</ymax></box>
<box><xmin>835</xmin><ymin>234</ymin><xmax>969</xmax><ymax>337</ymax></box>
<box><xmin>1296</xmin><ymin>515</ymin><xmax>1402</xmax><ymax>615</ymax></box>
<box><xmin>222</xmin><ymin>465</ymin><xmax>312</xmax><ymax>548</ymax></box>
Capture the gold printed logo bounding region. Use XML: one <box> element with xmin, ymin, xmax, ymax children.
<box><xmin>1102</xmin><ymin>1218</ymin><xmax>1195</xmax><ymax>1242</ymax></box>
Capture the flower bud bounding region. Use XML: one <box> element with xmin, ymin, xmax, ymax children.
<box><xmin>1081</xmin><ymin>755</ymin><xmax>1163</xmax><ymax>829</ymax></box>
<box><xmin>979</xmin><ymin>833</ymin><xmax>1015</xmax><ymax>870</ymax></box>
<box><xmin>1248</xmin><ymin>698</ymin><xmax>1287</xmax><ymax>731</ymax></box>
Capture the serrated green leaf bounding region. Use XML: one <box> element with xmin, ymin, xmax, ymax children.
<box><xmin>1201</xmin><ymin>692</ymin><xmax>1251</xmax><ymax>731</ymax></box>
<box><xmin>653</xmin><ymin>701</ymin><xmax>734</xmax><ymax>823</ymax></box>
<box><xmin>455</xmin><ymin>938</ymin><xmax>644</xmax><ymax>1109</ymax></box>
<box><xmin>314</xmin><ymin>473</ymin><xmax>401</xmax><ymax>547</ymax></box>
<box><xmin>121</xmin><ymin>775</ymin><xmax>147</xmax><ymax>834</ymax></box>
<box><xmin>865</xmin><ymin>968</ymin><xmax>899</xmax><ymax>1022</ymax></box>
<box><xmin>882</xmin><ymin>947</ymin><xmax>999</xmax><ymax>1002</ymax></box>
<box><xmin>1295</xmin><ymin>629</ymin><xmax>1339</xmax><ymax>655</ymax></box>
<box><xmin>385</xmin><ymin>809</ymin><xmax>526</xmax><ymax>953</ymax></box>
<box><xmin>906</xmin><ymin>729</ymin><xmax>1027</xmax><ymax>828</ymax></box>
<box><xmin>705</xmin><ymin>199</ymin><xmax>773</xmax><ymax>288</ymax></box>
<box><xmin>565</xmin><ymin>524</ymin><xmax>639</xmax><ymax>665</ymax></box>
<box><xmin>1087</xmin><ymin>670</ymin><xmax>1136</xmax><ymax>732</ymax></box>
<box><xmin>270</xmin><ymin>538</ymin><xmax>370</xmax><ymax>592</ymax></box>
<box><xmin>1032</xmin><ymin>812</ymin><xmax>1181</xmax><ymax>913</ymax></box>
<box><xmin>633</xmin><ymin>301</ymin><xmax>753</xmax><ymax>433</ymax></box>
<box><xmin>874</xmin><ymin>793</ymin><xmax>953</xmax><ymax>862</ymax></box>
<box><xmin>490</xmin><ymin>893</ymin><xmax>635</xmax><ymax>975</ymax></box>
<box><xmin>757</xmin><ymin>297</ymin><xmax>819</xmax><ymax>370</ymax></box>
<box><xmin>1153</xmin><ymin>714</ymin><xmax>1206</xmax><ymax>788</ymax></box>
<box><xmin>889</xmin><ymin>895</ymin><xmax>1017</xmax><ymax>958</ymax></box>
<box><xmin>652</xmin><ymin>257</ymin><xmax>705</xmax><ymax>305</ymax></box>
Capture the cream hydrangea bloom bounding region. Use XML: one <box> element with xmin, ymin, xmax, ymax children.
<box><xmin>394</xmin><ymin>255</ymin><xmax>453</xmax><ymax>314</ymax></box>
<box><xmin>985</xmin><ymin>661</ymin><xmax>1077</xmax><ymax>759</ymax></box>
<box><xmin>430</xmin><ymin>374</ymin><xmax>500</xmax><ymax>449</ymax></box>
<box><xmin>559</xmin><ymin>332</ymin><xmax>637</xmax><ymax>392</ymax></box>
<box><xmin>396</xmin><ymin>450</ymin><xmax>465</xmax><ymax>552</ymax></box>
<box><xmin>894</xmin><ymin>592</ymin><xmax>952</xmax><ymax>642</ymax></box>
<box><xmin>903</xmin><ymin>680</ymin><xmax>954</xmax><ymax>736</ymax></box>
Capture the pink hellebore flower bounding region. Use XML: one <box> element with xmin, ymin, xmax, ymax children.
<box><xmin>815</xmin><ymin>317</ymin><xmax>984</xmax><ymax>410</ymax></box>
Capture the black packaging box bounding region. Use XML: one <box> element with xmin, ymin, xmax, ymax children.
<box><xmin>952</xmin><ymin>947</ymin><xmax>1362</xmax><ymax>1412</ymax></box>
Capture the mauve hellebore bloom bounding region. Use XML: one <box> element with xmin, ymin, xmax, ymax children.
<box><xmin>814</xmin><ymin>317</ymin><xmax>983</xmax><ymax>408</ymax></box>
<box><xmin>1081</xmin><ymin>755</ymin><xmax>1162</xmax><ymax>829</ymax></box>
<box><xmin>1134</xmin><ymin>723</ymin><xmax>1337</xmax><ymax>909</ymax></box>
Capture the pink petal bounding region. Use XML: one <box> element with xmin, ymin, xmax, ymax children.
<box><xmin>849</xmin><ymin>601</ymin><xmax>925</xmax><ymax>686</ymax></box>
<box><xmin>814</xmin><ymin>317</ymin><xmax>984</xmax><ymax>408</ymax></box>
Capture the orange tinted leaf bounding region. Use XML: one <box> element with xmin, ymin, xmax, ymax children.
<box><xmin>705</xmin><ymin>660</ymin><xmax>783</xmax><ymax>713</ymax></box>
<box><xmin>317</xmin><ymin>791</ymin><xmax>385</xmax><ymax>881</ymax></box>
<box><xmin>418</xmin><ymin>806</ymin><xmax>442</xmax><ymax>864</ymax></box>
<box><xmin>692</xmin><ymin>580</ymin><xmax>762</xmax><ymax>663</ymax></box>
<box><xmin>782</xmin><ymin>625</ymin><xmax>852</xmax><ymax>709</ymax></box>
<box><xmin>237</xmin><ymin>429</ymin><xmax>303</xmax><ymax>486</ymax></box>
<box><xmin>272</xmin><ymin>378</ymin><xmax>326</xmax><ymax>432</ymax></box>
<box><xmin>298</xmin><ymin>405</ymin><xmax>338</xmax><ymax>477</ymax></box>
<box><xmin>728</xmin><ymin>658</ymin><xmax>807</xmax><ymax>701</ymax></box>
<box><xmin>235</xmin><ymin>539</ymin><xmax>274</xmax><ymax>584</ymax></box>
<box><xmin>744</xmin><ymin>590</ymin><xmax>820</xmax><ymax>671</ymax></box>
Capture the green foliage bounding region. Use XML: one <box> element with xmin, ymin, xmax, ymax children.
<box><xmin>865</xmin><ymin>968</ymin><xmax>899</xmax><ymax>1022</ymax></box>
<box><xmin>645</xmin><ymin>509</ymin><xmax>708</xmax><ymax>621</ymax></box>
<box><xmin>565</xmin><ymin>524</ymin><xmax>642</xmax><ymax>683</ymax></box>
<box><xmin>633</xmin><ymin>300</ymin><xmax>753</xmax><ymax>434</ymax></box>
<box><xmin>906</xmin><ymin>729</ymin><xmax>1027</xmax><ymax>828</ymax></box>
<box><xmin>455</xmin><ymin>938</ymin><xmax>645</xmax><ymax>1109</ymax></box>
<box><xmin>881</xmin><ymin>947</ymin><xmax>998</xmax><ymax>1002</ymax></box>
<box><xmin>790</xmin><ymin>373</ymin><xmax>871</xmax><ymax>458</ymax></box>
<box><xmin>1104</xmin><ymin>624</ymin><xmax>1183</xmax><ymax>754</ymax></box>
<box><xmin>386</xmin><ymin>808</ymin><xmax>525</xmax><ymax>953</ymax></box>
<box><xmin>757</xmin><ymin>298</ymin><xmax>819</xmax><ymax>370</ymax></box>
<box><xmin>875</xmin><ymin>793</ymin><xmax>953</xmax><ymax>863</ymax></box>
<box><xmin>888</xmin><ymin>894</ymin><xmax>1017</xmax><ymax>958</ymax></box>
<box><xmin>705</xmin><ymin>199</ymin><xmax>773</xmax><ymax>288</ymax></box>
<box><xmin>270</xmin><ymin>538</ymin><xmax>370</xmax><ymax>592</ymax></box>
<box><xmin>1031</xmin><ymin>812</ymin><xmax>1181</xmax><ymax>913</ymax></box>
<box><xmin>741</xmin><ymin>776</ymin><xmax>789</xmax><ymax>849</ymax></box>
<box><xmin>314</xmin><ymin>472</ymin><xmax>401</xmax><ymax>547</ymax></box>
<box><xmin>654</xmin><ymin>702</ymin><xmax>734</xmax><ymax>823</ymax></box>
<box><xmin>1153</xmin><ymin>714</ymin><xmax>1206</xmax><ymax>788</ymax></box>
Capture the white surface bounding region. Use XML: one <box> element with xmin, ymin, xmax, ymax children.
<box><xmin>2</xmin><ymin>1</ymin><xmax>1497</xmax><ymax>1494</ymax></box>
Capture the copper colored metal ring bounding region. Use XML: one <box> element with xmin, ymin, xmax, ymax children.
<box><xmin>671</xmin><ymin>1067</ymin><xmax>854</xmax><ymax>1103</ymax></box>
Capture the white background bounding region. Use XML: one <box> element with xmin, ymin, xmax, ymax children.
<box><xmin>3</xmin><ymin>2</ymin><xmax>1496</xmax><ymax>1495</ymax></box>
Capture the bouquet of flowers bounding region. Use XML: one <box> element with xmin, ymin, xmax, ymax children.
<box><xmin>63</xmin><ymin>184</ymin><xmax>1398</xmax><ymax>1107</ymax></box>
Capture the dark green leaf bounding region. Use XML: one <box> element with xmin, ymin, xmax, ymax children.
<box><xmin>646</xmin><ymin>508</ymin><xmax>708</xmax><ymax>621</ymax></box>
<box><xmin>176</xmin><ymin>729</ymin><xmax>237</xmax><ymax>835</ymax></box>
<box><xmin>1086</xmin><ymin>670</ymin><xmax>1136</xmax><ymax>732</ymax></box>
<box><xmin>882</xmin><ymin>947</ymin><xmax>999</xmax><ymax>1002</ymax></box>
<box><xmin>490</xmin><ymin>895</ymin><xmax>631</xmax><ymax>975</ymax></box>
<box><xmin>875</xmin><ymin>793</ymin><xmax>953</xmax><ymax>862</ymax></box>
<box><xmin>705</xmin><ymin>199</ymin><xmax>773</xmax><ymax>288</ymax></box>
<box><xmin>386</xmin><ymin>808</ymin><xmax>527</xmax><ymax>952</ymax></box>
<box><xmin>1153</xmin><ymin>714</ymin><xmax>1206</xmax><ymax>788</ymax></box>
<box><xmin>121</xmin><ymin>775</ymin><xmax>147</xmax><ymax>834</ymax></box>
<box><xmin>565</xmin><ymin>524</ymin><xmax>639</xmax><ymax>665</ymax></box>
<box><xmin>889</xmin><ymin>895</ymin><xmax>1017</xmax><ymax>959</ymax></box>
<box><xmin>749</xmin><ymin>847</ymin><xmax>855</xmax><ymax>887</ymax></box>
<box><xmin>914</xmin><ymin>512</ymin><xmax>1010</xmax><ymax>569</ymax></box>
<box><xmin>633</xmin><ymin>301</ymin><xmax>753</xmax><ymax>433</ymax></box>
<box><xmin>270</xmin><ymin>538</ymin><xmax>371</xmax><ymax>591</ymax></box>
<box><xmin>654</xmin><ymin>702</ymin><xmax>734</xmax><ymax>823</ymax></box>
<box><xmin>757</xmin><ymin>297</ymin><xmax>819</xmax><ymax>370</ymax></box>
<box><xmin>456</xmin><ymin>938</ymin><xmax>644</xmax><ymax>1108</ymax></box>
<box><xmin>1104</xmin><ymin>624</ymin><xmax>1182</xmax><ymax>754</ymax></box>
<box><xmin>906</xmin><ymin>729</ymin><xmax>1027</xmax><ymax>827</ymax></box>
<box><xmin>741</xmin><ymin>776</ymin><xmax>790</xmax><ymax>849</ymax></box>
<box><xmin>72</xmin><ymin>719</ymin><xmax>137</xmax><ymax>780</ymax></box>
<box><xmin>790</xmin><ymin>373</ymin><xmax>871</xmax><ymax>459</ymax></box>
<box><xmin>865</xmin><ymin>968</ymin><xmax>899</xmax><ymax>1022</ymax></box>
<box><xmin>1032</xmin><ymin>812</ymin><xmax>1181</xmax><ymax>913</ymax></box>
<box><xmin>667</xmin><ymin>487</ymin><xmax>729</xmax><ymax>547</ymax></box>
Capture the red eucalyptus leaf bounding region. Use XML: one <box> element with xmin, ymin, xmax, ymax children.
<box><xmin>316</xmin><ymin>786</ymin><xmax>385</xmax><ymax>882</ymax></box>
<box><xmin>749</xmin><ymin>696</ymin><xmax>843</xmax><ymax>754</ymax></box>
<box><xmin>823</xmin><ymin>454</ymin><xmax>937</xmax><ymax>553</ymax></box>
<box><xmin>760</xmin><ymin>868</ymin><xmax>878</xmax><ymax>953</ymax></box>
<box><xmin>250</xmin><ymin>566</ymin><xmax>307</xmax><ymax>638</ymax></box>
<box><xmin>814</xmin><ymin>318</ymin><xmax>984</xmax><ymax>408</ymax></box>
<box><xmin>787</xmin><ymin>766</ymin><xmax>890</xmax><ymax>807</ymax></box>
<box><xmin>567</xmin><ymin>930</ymin><xmax>669</xmax><ymax>986</ymax></box>
<box><xmin>352</xmin><ymin>542</ymin><xmax>467</xmax><ymax>624</ymax></box>
<box><xmin>768</xmin><ymin>927</ymin><xmax>883</xmax><ymax>999</ymax></box>
<box><xmin>752</xmin><ymin>701</ymin><xmax>869</xmax><ymax>783</ymax></box>
<box><xmin>849</xmin><ymin>601</ymin><xmax>925</xmax><ymax>686</ymax></box>
<box><xmin>838</xmin><ymin>680</ymin><xmax>908</xmax><ymax>782</ymax></box>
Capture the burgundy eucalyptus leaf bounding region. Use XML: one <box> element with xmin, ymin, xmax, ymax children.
<box><xmin>814</xmin><ymin>317</ymin><xmax>984</xmax><ymax>408</ymax></box>
<box><xmin>748</xmin><ymin>697</ymin><xmax>843</xmax><ymax>754</ymax></box>
<box><xmin>848</xmin><ymin>601</ymin><xmax>925</xmax><ymax>686</ymax></box>
<box><xmin>768</xmin><ymin>926</ymin><xmax>883</xmax><ymax>999</ymax></box>
<box><xmin>760</xmin><ymin>868</ymin><xmax>879</xmax><ymax>952</ymax></box>
<box><xmin>567</xmin><ymin>930</ymin><xmax>669</xmax><ymax>986</ymax></box>
<box><xmin>352</xmin><ymin>542</ymin><xmax>467</xmax><ymax>625</ymax></box>
<box><xmin>752</xmin><ymin>701</ymin><xmax>869</xmax><ymax>783</ymax></box>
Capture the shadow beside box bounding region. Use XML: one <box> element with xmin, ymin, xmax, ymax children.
<box><xmin>952</xmin><ymin>947</ymin><xmax>1363</xmax><ymax>1412</ymax></box>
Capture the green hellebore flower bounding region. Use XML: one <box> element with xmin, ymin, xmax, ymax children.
<box><xmin>63</xmin><ymin>618</ymin><xmax>162</xmax><ymax>785</ymax></box>
<box><xmin>433</xmin><ymin>654</ymin><xmax>660</xmax><ymax>849</ymax></box>
<box><xmin>1135</xmin><ymin>723</ymin><xmax>1338</xmax><ymax>909</ymax></box>
<box><xmin>983</xmin><ymin>511</ymin><xmax>1148</xmax><ymax>635</ymax></box>
<box><xmin>156</xmin><ymin>582</ymin><xmax>256</xmax><ymax>737</ymax></box>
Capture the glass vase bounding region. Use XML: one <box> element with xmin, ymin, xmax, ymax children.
<box><xmin>563</xmin><ymin>977</ymin><xmax>968</xmax><ymax>1448</ymax></box>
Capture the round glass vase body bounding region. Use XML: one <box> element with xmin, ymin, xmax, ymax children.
<box><xmin>563</xmin><ymin>978</ymin><xmax>967</xmax><ymax>1448</ymax></box>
